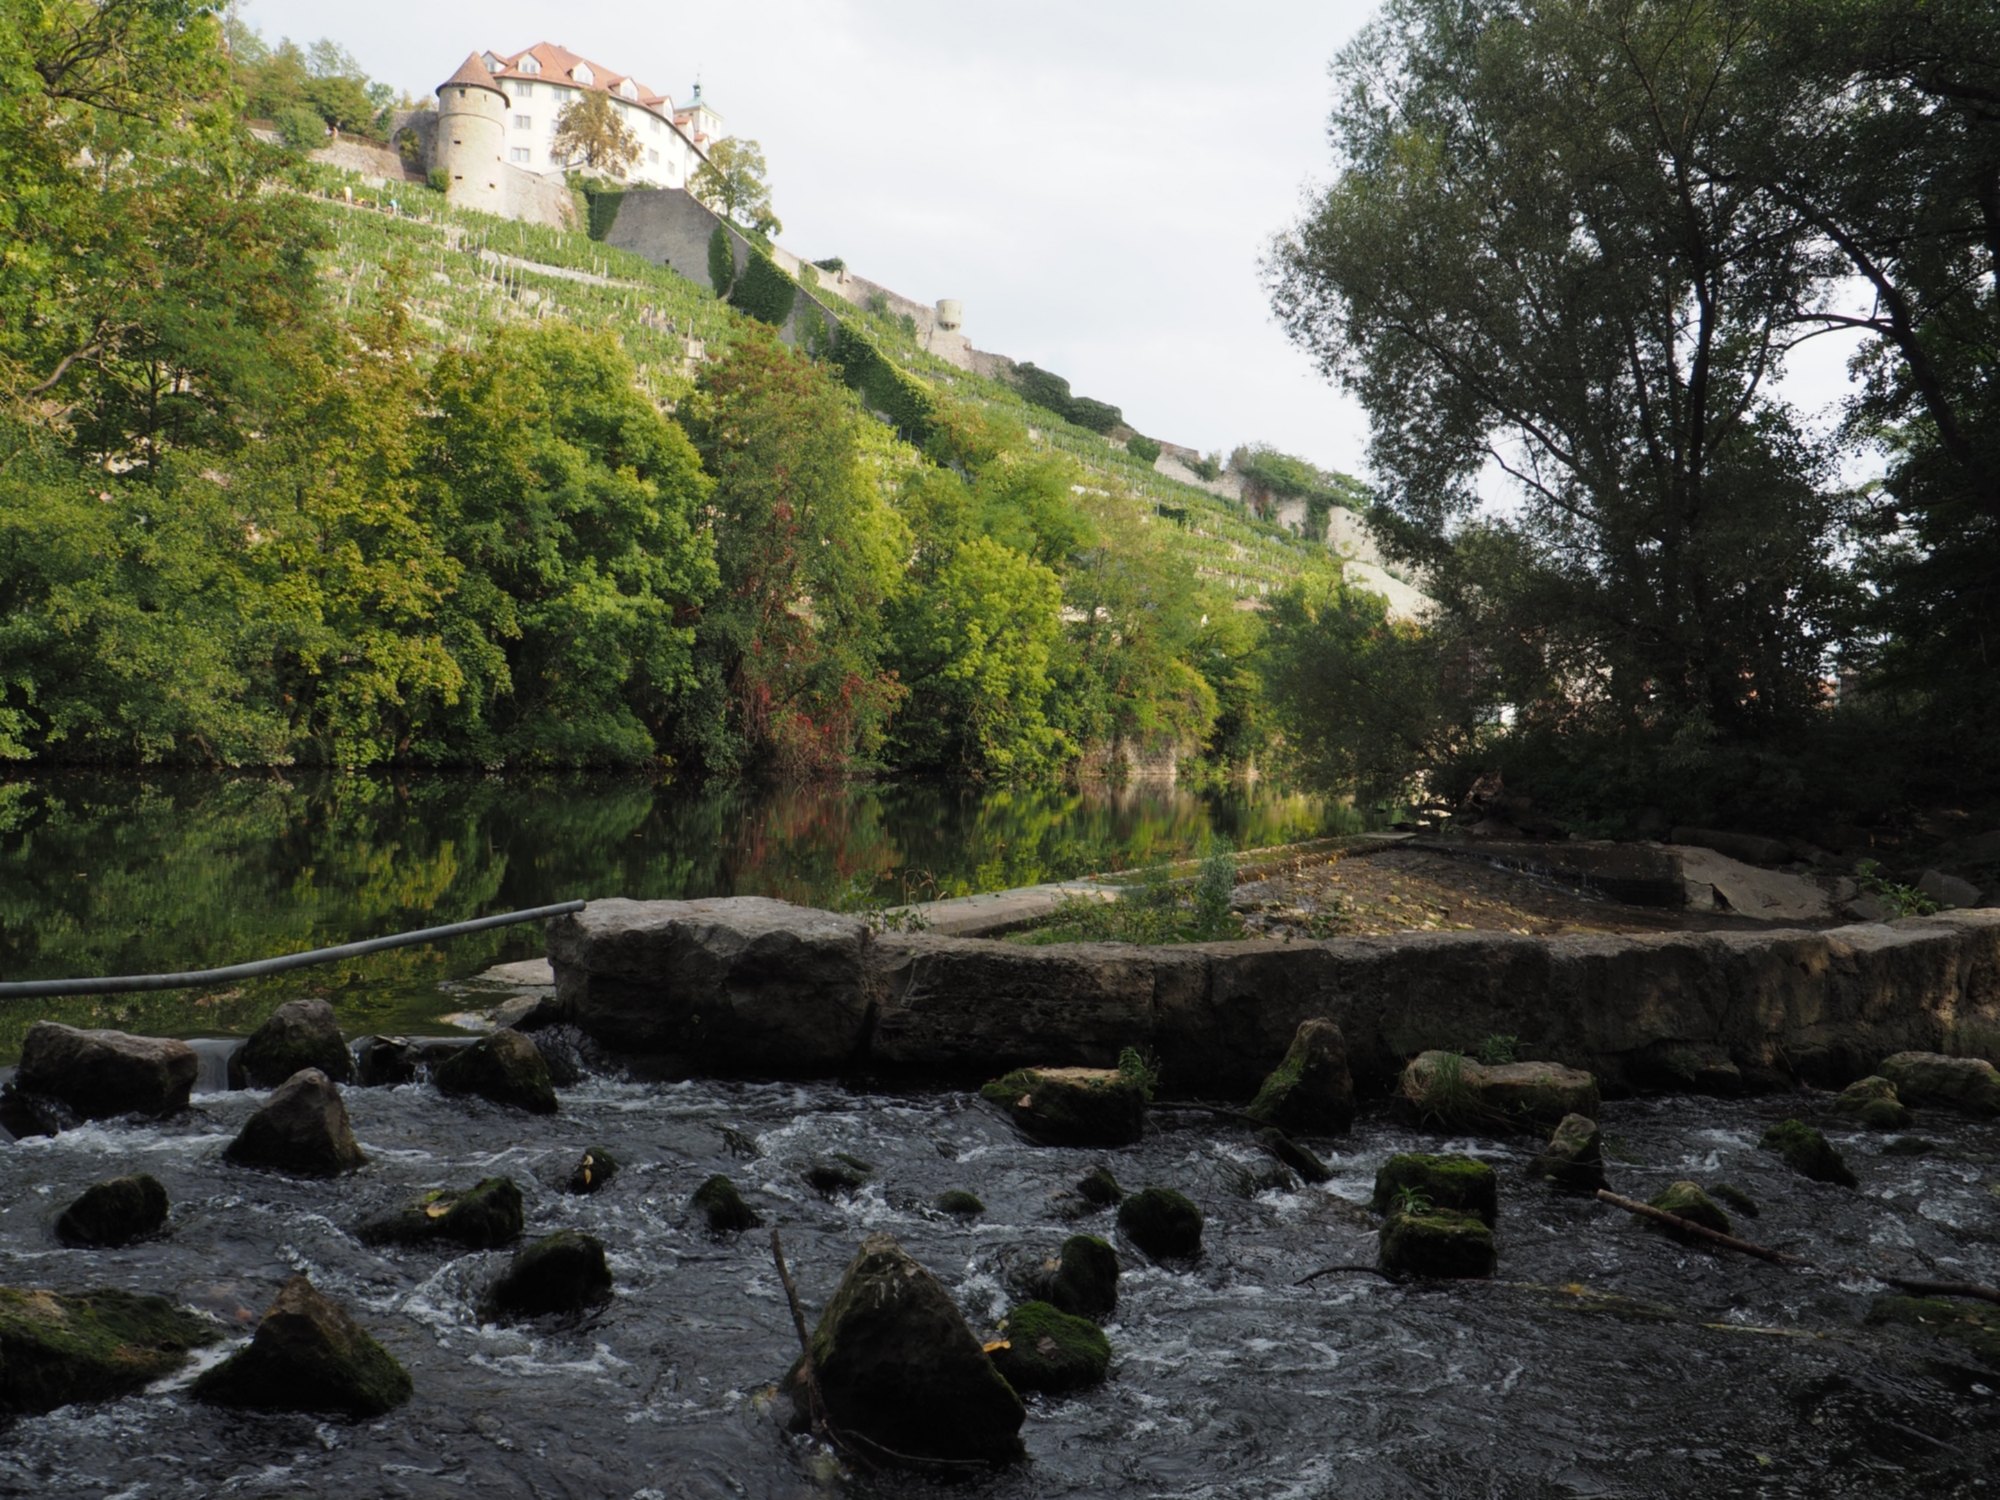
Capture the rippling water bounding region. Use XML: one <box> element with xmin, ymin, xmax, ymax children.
<box><xmin>2</xmin><ymin>1055</ymin><xmax>1996</xmax><ymax>1498</ymax></box>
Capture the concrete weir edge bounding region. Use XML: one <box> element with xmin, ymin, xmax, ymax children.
<box><xmin>545</xmin><ymin>897</ymin><xmax>2000</xmax><ymax>1098</ymax></box>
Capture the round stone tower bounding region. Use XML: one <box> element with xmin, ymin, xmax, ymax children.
<box><xmin>434</xmin><ymin>53</ymin><xmax>508</xmax><ymax>215</ymax></box>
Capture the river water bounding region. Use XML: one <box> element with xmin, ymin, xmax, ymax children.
<box><xmin>0</xmin><ymin>772</ymin><xmax>1344</xmax><ymax>1061</ymax></box>
<box><xmin>1</xmin><ymin>1054</ymin><xmax>1995</xmax><ymax>1498</ymax></box>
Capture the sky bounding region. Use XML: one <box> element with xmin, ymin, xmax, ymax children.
<box><xmin>238</xmin><ymin>0</ymin><xmax>1868</xmax><ymax>488</ymax></box>
<box><xmin>238</xmin><ymin>0</ymin><xmax>1381</xmax><ymax>473</ymax></box>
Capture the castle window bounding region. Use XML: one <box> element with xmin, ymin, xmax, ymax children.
<box><xmin>572</xmin><ymin>63</ymin><xmax>594</xmax><ymax>85</ymax></box>
<box><xmin>520</xmin><ymin>56</ymin><xmax>541</xmax><ymax>75</ymax></box>
<box><xmin>517</xmin><ymin>81</ymin><xmax>533</xmax><ymax>97</ymax></box>
<box><xmin>515</xmin><ymin>115</ymin><xmax>531</xmax><ymax>130</ymax></box>
<box><xmin>648</xmin><ymin>148</ymin><xmax>660</xmax><ymax>164</ymax></box>
<box><xmin>510</xmin><ymin>147</ymin><xmax>530</xmax><ymax>163</ymax></box>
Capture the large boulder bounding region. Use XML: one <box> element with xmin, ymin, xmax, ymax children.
<box><xmin>691</xmin><ymin>1174</ymin><xmax>761</xmax><ymax>1232</ymax></box>
<box><xmin>433</xmin><ymin>1028</ymin><xmax>557</xmax><ymax>1114</ymax></box>
<box><xmin>1245</xmin><ymin>1018</ymin><xmax>1355</xmax><ymax>1134</ymax></box>
<box><xmin>549</xmin><ymin>896</ymin><xmax>875</xmax><ymax>1072</ymax></box>
<box><xmin>566</xmin><ymin>1145</ymin><xmax>620</xmax><ymax>1195</ymax></box>
<box><xmin>1831</xmin><ymin>1076</ymin><xmax>1912</xmax><ymax>1130</ymax></box>
<box><xmin>55</xmin><ymin>1173</ymin><xmax>169</xmax><ymax>1248</ymax></box>
<box><xmin>1760</xmin><ymin>1119</ymin><xmax>1858</xmax><ymax>1188</ymax></box>
<box><xmin>0</xmin><ymin>1286</ymin><xmax>219</xmax><ymax>1413</ymax></box>
<box><xmin>1379</xmin><ymin>1208</ymin><xmax>1496</xmax><ymax>1279</ymax></box>
<box><xmin>1398</xmin><ymin>1050</ymin><xmax>1600</xmax><ymax>1130</ymax></box>
<box><xmin>352</xmin><ymin>1035</ymin><xmax>421</xmax><ymax>1087</ymax></box>
<box><xmin>1878</xmin><ymin>1052</ymin><xmax>2000</xmax><ymax>1116</ymax></box>
<box><xmin>989</xmin><ymin>1301</ymin><xmax>1111</xmax><ymax>1395</ymax></box>
<box><xmin>979</xmin><ymin>1066</ymin><xmax>1144</xmax><ymax>1147</ymax></box>
<box><xmin>357</xmin><ymin>1177</ymin><xmax>524</xmax><ymax>1249</ymax></box>
<box><xmin>786</xmin><ymin>1232</ymin><xmax>1025</xmax><ymax>1467</ymax></box>
<box><xmin>1371</xmin><ymin>1153</ymin><xmax>1499</xmax><ymax>1225</ymax></box>
<box><xmin>13</xmin><ymin>1022</ymin><xmax>196</xmax><ymax>1121</ymax></box>
<box><xmin>224</xmin><ymin>1068</ymin><xmax>365</xmax><ymax>1176</ymax></box>
<box><xmin>483</xmin><ymin>1230</ymin><xmax>613</xmax><ymax>1319</ymax></box>
<box><xmin>1528</xmin><ymin>1115</ymin><xmax>1608</xmax><ymax>1193</ymax></box>
<box><xmin>229</xmin><ymin>998</ymin><xmax>355</xmax><ymax>1088</ymax></box>
<box><xmin>1117</xmin><ymin>1187</ymin><xmax>1203</xmax><ymax>1259</ymax></box>
<box><xmin>192</xmin><ymin>1275</ymin><xmax>411</xmax><ymax>1418</ymax></box>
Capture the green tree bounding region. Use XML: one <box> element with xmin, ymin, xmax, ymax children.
<box><xmin>552</xmin><ymin>91</ymin><xmax>641</xmax><ymax>177</ymax></box>
<box><xmin>674</xmin><ymin>327</ymin><xmax>905</xmax><ymax>777</ymax></box>
<box><xmin>690</xmin><ymin>137</ymin><xmax>782</xmax><ymax>237</ymax></box>
<box><xmin>421</xmin><ymin>324</ymin><xmax>717</xmax><ymax>766</ymax></box>
<box><xmin>1268</xmin><ymin>0</ymin><xmax>1850</xmax><ymax>761</ymax></box>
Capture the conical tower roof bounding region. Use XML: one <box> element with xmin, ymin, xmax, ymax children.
<box><xmin>439</xmin><ymin>52</ymin><xmax>507</xmax><ymax>98</ymax></box>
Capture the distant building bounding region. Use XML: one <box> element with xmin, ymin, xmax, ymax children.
<box><xmin>409</xmin><ymin>44</ymin><xmax>717</xmax><ymax>225</ymax></box>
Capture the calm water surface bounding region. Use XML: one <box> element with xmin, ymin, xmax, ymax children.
<box><xmin>0</xmin><ymin>772</ymin><xmax>1344</xmax><ymax>1059</ymax></box>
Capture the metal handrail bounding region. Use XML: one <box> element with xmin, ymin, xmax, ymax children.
<box><xmin>0</xmin><ymin>900</ymin><xmax>587</xmax><ymax>998</ymax></box>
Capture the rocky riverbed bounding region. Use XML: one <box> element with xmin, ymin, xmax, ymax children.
<box><xmin>2</xmin><ymin>1041</ymin><xmax>1999</xmax><ymax>1497</ymax></box>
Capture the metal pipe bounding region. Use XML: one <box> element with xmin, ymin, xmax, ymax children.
<box><xmin>0</xmin><ymin>900</ymin><xmax>587</xmax><ymax>999</ymax></box>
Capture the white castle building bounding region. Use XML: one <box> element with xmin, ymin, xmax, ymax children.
<box><xmin>422</xmin><ymin>43</ymin><xmax>719</xmax><ymax>222</ymax></box>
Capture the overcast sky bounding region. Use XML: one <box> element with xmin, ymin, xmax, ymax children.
<box><xmin>240</xmin><ymin>0</ymin><xmax>1865</xmax><ymax>485</ymax></box>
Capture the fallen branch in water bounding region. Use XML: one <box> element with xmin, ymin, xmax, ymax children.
<box><xmin>1294</xmin><ymin>1263</ymin><xmax>1396</xmax><ymax>1287</ymax></box>
<box><xmin>1594</xmin><ymin>1190</ymin><xmax>1809</xmax><ymax>1266</ymax></box>
<box><xmin>1151</xmin><ymin>1099</ymin><xmax>1269</xmax><ymax>1126</ymax></box>
<box><xmin>1878</xmin><ymin>1274</ymin><xmax>2000</xmax><ymax>1307</ymax></box>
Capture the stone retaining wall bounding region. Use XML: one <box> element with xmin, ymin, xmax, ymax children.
<box><xmin>547</xmin><ymin>898</ymin><xmax>2000</xmax><ymax>1097</ymax></box>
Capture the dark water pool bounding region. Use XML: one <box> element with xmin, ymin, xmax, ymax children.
<box><xmin>2</xmin><ymin>1060</ymin><xmax>1996</xmax><ymax>1498</ymax></box>
<box><xmin>0</xmin><ymin>772</ymin><xmax>1343</xmax><ymax>1061</ymax></box>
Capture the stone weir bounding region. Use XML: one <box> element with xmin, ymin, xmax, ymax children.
<box><xmin>546</xmin><ymin>898</ymin><xmax>2000</xmax><ymax>1096</ymax></box>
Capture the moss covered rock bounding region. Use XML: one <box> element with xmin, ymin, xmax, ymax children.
<box><xmin>1371</xmin><ymin>1153</ymin><xmax>1499</xmax><ymax>1226</ymax></box>
<box><xmin>785</xmin><ymin>1232</ymin><xmax>1025</xmax><ymax>1467</ymax></box>
<box><xmin>1711</xmin><ymin>1183</ymin><xmax>1761</xmax><ymax>1218</ymax></box>
<box><xmin>1047</xmin><ymin>1234</ymin><xmax>1119</xmax><ymax>1320</ymax></box>
<box><xmin>1117</xmin><ymin>1186</ymin><xmax>1202</xmax><ymax>1259</ymax></box>
<box><xmin>805</xmin><ymin>1154</ymin><xmax>874</xmax><ymax>1197</ymax></box>
<box><xmin>1760</xmin><ymin>1119</ymin><xmax>1858</xmax><ymax>1187</ymax></box>
<box><xmin>1379</xmin><ymin>1208</ymin><xmax>1496</xmax><ymax>1279</ymax></box>
<box><xmin>55</xmin><ymin>1173</ymin><xmax>169</xmax><ymax>1248</ymax></box>
<box><xmin>1255</xmin><ymin>1127</ymin><xmax>1332</xmax><ymax>1184</ymax></box>
<box><xmin>357</xmin><ymin>1176</ymin><xmax>524</xmax><ymax>1249</ymax></box>
<box><xmin>1866</xmin><ymin>1297</ymin><xmax>2000</xmax><ymax>1367</ymax></box>
<box><xmin>989</xmin><ymin>1301</ymin><xmax>1111</xmax><ymax>1394</ymax></box>
<box><xmin>692</xmin><ymin>1174</ymin><xmax>762</xmax><ymax>1232</ymax></box>
<box><xmin>193</xmin><ymin>1274</ymin><xmax>410</xmax><ymax>1418</ymax></box>
<box><xmin>229</xmin><ymin>998</ymin><xmax>355</xmax><ymax>1089</ymax></box>
<box><xmin>1878</xmin><ymin>1051</ymin><xmax>2000</xmax><ymax>1116</ymax></box>
<box><xmin>936</xmin><ymin>1189</ymin><xmax>985</xmax><ymax>1217</ymax></box>
<box><xmin>1647</xmin><ymin>1180</ymin><xmax>1731</xmax><ymax>1237</ymax></box>
<box><xmin>1246</xmin><ymin>1019</ymin><xmax>1355</xmax><ymax>1134</ymax></box>
<box><xmin>484</xmin><ymin>1230</ymin><xmax>614</xmax><ymax>1319</ymax></box>
<box><xmin>566</xmin><ymin>1145</ymin><xmax>619</xmax><ymax>1195</ymax></box>
<box><xmin>224</xmin><ymin>1068</ymin><xmax>365</xmax><ymax>1176</ymax></box>
<box><xmin>0</xmin><ymin>1286</ymin><xmax>220</xmax><ymax>1413</ymax></box>
<box><xmin>1528</xmin><ymin>1115</ymin><xmax>1607</xmax><ymax>1193</ymax></box>
<box><xmin>1399</xmin><ymin>1050</ymin><xmax>1600</xmax><ymax>1130</ymax></box>
<box><xmin>980</xmin><ymin>1067</ymin><xmax>1144</xmax><ymax>1147</ymax></box>
<box><xmin>1831</xmin><ymin>1076</ymin><xmax>1913</xmax><ymax>1131</ymax></box>
<box><xmin>433</xmin><ymin>1028</ymin><xmax>557</xmax><ymax>1114</ymax></box>
<box><xmin>1076</xmin><ymin>1165</ymin><xmax>1125</xmax><ymax>1206</ymax></box>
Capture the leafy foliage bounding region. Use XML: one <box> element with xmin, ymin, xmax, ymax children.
<box><xmin>690</xmin><ymin>137</ymin><xmax>781</xmax><ymax>237</ymax></box>
<box><xmin>552</xmin><ymin>92</ymin><xmax>640</xmax><ymax>177</ymax></box>
<box><xmin>729</xmin><ymin>249</ymin><xmax>798</xmax><ymax>327</ymax></box>
<box><xmin>706</xmin><ymin>223</ymin><xmax>736</xmax><ymax>296</ymax></box>
<box><xmin>1009</xmin><ymin>363</ymin><xmax>1124</xmax><ymax>434</ymax></box>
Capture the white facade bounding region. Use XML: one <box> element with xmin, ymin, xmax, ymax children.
<box><xmin>458</xmin><ymin>42</ymin><xmax>715</xmax><ymax>191</ymax></box>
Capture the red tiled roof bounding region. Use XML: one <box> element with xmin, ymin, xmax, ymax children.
<box><xmin>481</xmin><ymin>41</ymin><xmax>673</xmax><ymax>119</ymax></box>
<box><xmin>440</xmin><ymin>52</ymin><xmax>506</xmax><ymax>97</ymax></box>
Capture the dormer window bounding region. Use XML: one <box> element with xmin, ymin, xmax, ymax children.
<box><xmin>619</xmin><ymin>79</ymin><xmax>638</xmax><ymax>99</ymax></box>
<box><xmin>572</xmin><ymin>62</ymin><xmax>594</xmax><ymax>85</ymax></box>
<box><xmin>520</xmin><ymin>55</ymin><xmax>541</xmax><ymax>75</ymax></box>
<box><xmin>482</xmin><ymin>52</ymin><xmax>502</xmax><ymax>71</ymax></box>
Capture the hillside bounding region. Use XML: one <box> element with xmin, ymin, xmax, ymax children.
<box><xmin>301</xmin><ymin>167</ymin><xmax>1352</xmax><ymax>608</ymax></box>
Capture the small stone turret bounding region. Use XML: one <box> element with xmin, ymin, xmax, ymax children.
<box><xmin>435</xmin><ymin>53</ymin><xmax>508</xmax><ymax>214</ymax></box>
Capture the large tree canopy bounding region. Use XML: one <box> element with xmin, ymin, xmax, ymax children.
<box><xmin>1270</xmin><ymin>0</ymin><xmax>1851</xmax><ymax>749</ymax></box>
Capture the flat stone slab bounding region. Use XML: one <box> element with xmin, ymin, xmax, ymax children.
<box><xmin>477</xmin><ymin>958</ymin><xmax>556</xmax><ymax>986</ymax></box>
<box><xmin>1671</xmin><ymin>845</ymin><xmax>1831</xmax><ymax>923</ymax></box>
<box><xmin>890</xmin><ymin>881</ymin><xmax>1118</xmax><ymax>939</ymax></box>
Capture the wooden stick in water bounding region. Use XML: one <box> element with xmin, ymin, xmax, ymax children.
<box><xmin>1594</xmin><ymin>1189</ymin><xmax>1810</xmax><ymax>1266</ymax></box>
